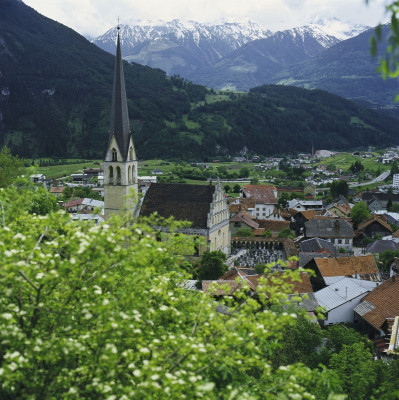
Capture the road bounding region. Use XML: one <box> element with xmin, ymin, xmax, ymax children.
<box><xmin>349</xmin><ymin>169</ymin><xmax>391</xmax><ymax>188</ymax></box>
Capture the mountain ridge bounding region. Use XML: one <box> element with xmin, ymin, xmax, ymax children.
<box><xmin>0</xmin><ymin>0</ymin><xmax>397</xmax><ymax>160</ymax></box>
<box><xmin>92</xmin><ymin>19</ymin><xmax>368</xmax><ymax>77</ymax></box>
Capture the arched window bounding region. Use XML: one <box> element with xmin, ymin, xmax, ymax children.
<box><xmin>116</xmin><ymin>166</ymin><xmax>121</xmax><ymax>184</ymax></box>
<box><xmin>128</xmin><ymin>166</ymin><xmax>131</xmax><ymax>184</ymax></box>
<box><xmin>129</xmin><ymin>146</ymin><xmax>134</xmax><ymax>161</ymax></box>
<box><xmin>108</xmin><ymin>166</ymin><xmax>114</xmax><ymax>185</ymax></box>
<box><xmin>111</xmin><ymin>148</ymin><xmax>117</xmax><ymax>161</ymax></box>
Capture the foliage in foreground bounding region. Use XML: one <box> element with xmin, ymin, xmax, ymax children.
<box><xmin>0</xmin><ymin>181</ymin><xmax>345</xmax><ymax>399</ymax></box>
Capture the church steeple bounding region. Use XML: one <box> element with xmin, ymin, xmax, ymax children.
<box><xmin>107</xmin><ymin>27</ymin><xmax>132</xmax><ymax>161</ymax></box>
<box><xmin>103</xmin><ymin>26</ymin><xmax>138</xmax><ymax>220</ymax></box>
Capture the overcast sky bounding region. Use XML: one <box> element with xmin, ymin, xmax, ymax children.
<box><xmin>23</xmin><ymin>0</ymin><xmax>390</xmax><ymax>38</ymax></box>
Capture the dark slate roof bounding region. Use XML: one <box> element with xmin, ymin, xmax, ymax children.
<box><xmin>365</xmin><ymin>240</ymin><xmax>399</xmax><ymax>254</ymax></box>
<box><xmin>300</xmin><ymin>238</ymin><xmax>336</xmax><ymax>253</ymax></box>
<box><xmin>139</xmin><ymin>183</ymin><xmax>215</xmax><ymax>228</ymax></box>
<box><xmin>107</xmin><ymin>31</ymin><xmax>132</xmax><ymax>161</ymax></box>
<box><xmin>305</xmin><ymin>219</ymin><xmax>354</xmax><ymax>239</ymax></box>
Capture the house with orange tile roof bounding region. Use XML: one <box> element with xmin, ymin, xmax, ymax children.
<box><xmin>308</xmin><ymin>254</ymin><xmax>381</xmax><ymax>291</ymax></box>
<box><xmin>353</xmin><ymin>276</ymin><xmax>399</xmax><ymax>336</ymax></box>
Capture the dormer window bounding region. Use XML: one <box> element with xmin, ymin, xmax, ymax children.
<box><xmin>112</xmin><ymin>148</ymin><xmax>117</xmax><ymax>161</ymax></box>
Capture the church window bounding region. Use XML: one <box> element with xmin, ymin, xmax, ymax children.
<box><xmin>108</xmin><ymin>166</ymin><xmax>114</xmax><ymax>184</ymax></box>
<box><xmin>111</xmin><ymin>148</ymin><xmax>117</xmax><ymax>161</ymax></box>
<box><xmin>128</xmin><ymin>166</ymin><xmax>131</xmax><ymax>184</ymax></box>
<box><xmin>116</xmin><ymin>166</ymin><xmax>121</xmax><ymax>184</ymax></box>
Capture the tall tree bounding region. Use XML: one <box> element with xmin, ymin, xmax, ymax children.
<box><xmin>0</xmin><ymin>146</ymin><xmax>25</xmax><ymax>187</ymax></box>
<box><xmin>350</xmin><ymin>201</ymin><xmax>371</xmax><ymax>226</ymax></box>
<box><xmin>0</xmin><ymin>183</ymin><xmax>346</xmax><ymax>398</ymax></box>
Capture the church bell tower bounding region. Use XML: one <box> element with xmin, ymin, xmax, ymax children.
<box><xmin>104</xmin><ymin>26</ymin><xmax>138</xmax><ymax>219</ymax></box>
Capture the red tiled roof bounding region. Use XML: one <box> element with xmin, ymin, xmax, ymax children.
<box><xmin>49</xmin><ymin>186</ymin><xmax>65</xmax><ymax>193</ymax></box>
<box><xmin>230</xmin><ymin>212</ymin><xmax>259</xmax><ymax>229</ymax></box>
<box><xmin>217</xmin><ymin>268</ymin><xmax>312</xmax><ymax>294</ymax></box>
<box><xmin>256</xmin><ymin>220</ymin><xmax>290</xmax><ymax>232</ymax></box>
<box><xmin>314</xmin><ymin>254</ymin><xmax>379</xmax><ymax>278</ymax></box>
<box><xmin>241</xmin><ymin>185</ymin><xmax>277</xmax><ymax>204</ymax></box>
<box><xmin>63</xmin><ymin>198</ymin><xmax>84</xmax><ymax>208</ymax></box>
<box><xmin>358</xmin><ymin>277</ymin><xmax>399</xmax><ymax>330</ymax></box>
<box><xmin>299</xmin><ymin>209</ymin><xmax>318</xmax><ymax>220</ymax></box>
<box><xmin>202</xmin><ymin>280</ymin><xmax>248</xmax><ymax>295</ymax></box>
<box><xmin>245</xmin><ymin>272</ymin><xmax>313</xmax><ymax>294</ymax></box>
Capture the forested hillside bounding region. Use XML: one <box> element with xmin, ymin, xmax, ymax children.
<box><xmin>0</xmin><ymin>0</ymin><xmax>398</xmax><ymax>160</ymax></box>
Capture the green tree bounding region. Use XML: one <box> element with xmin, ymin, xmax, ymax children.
<box><xmin>326</xmin><ymin>324</ymin><xmax>373</xmax><ymax>354</ymax></box>
<box><xmin>262</xmin><ymin>229</ymin><xmax>272</xmax><ymax>238</ymax></box>
<box><xmin>29</xmin><ymin>187</ymin><xmax>59</xmax><ymax>215</ymax></box>
<box><xmin>239</xmin><ymin>166</ymin><xmax>250</xmax><ymax>178</ymax></box>
<box><xmin>236</xmin><ymin>227</ymin><xmax>253</xmax><ymax>237</ymax></box>
<box><xmin>379</xmin><ymin>249</ymin><xmax>399</xmax><ymax>272</ymax></box>
<box><xmin>349</xmin><ymin>160</ymin><xmax>364</xmax><ymax>173</ymax></box>
<box><xmin>271</xmin><ymin>314</ymin><xmax>324</xmax><ymax>369</ymax></box>
<box><xmin>330</xmin><ymin>180</ymin><xmax>349</xmax><ymax>198</ymax></box>
<box><xmin>223</xmin><ymin>184</ymin><xmax>231</xmax><ymax>193</ymax></box>
<box><xmin>329</xmin><ymin>343</ymin><xmax>376</xmax><ymax>400</ymax></box>
<box><xmin>197</xmin><ymin>250</ymin><xmax>228</xmax><ymax>280</ymax></box>
<box><xmin>233</xmin><ymin>184</ymin><xmax>241</xmax><ymax>193</ymax></box>
<box><xmin>0</xmin><ymin>181</ymin><xmax>348</xmax><ymax>399</ymax></box>
<box><xmin>278</xmin><ymin>227</ymin><xmax>296</xmax><ymax>239</ymax></box>
<box><xmin>250</xmin><ymin>177</ymin><xmax>259</xmax><ymax>184</ymax></box>
<box><xmin>350</xmin><ymin>201</ymin><xmax>371</xmax><ymax>226</ymax></box>
<box><xmin>0</xmin><ymin>146</ymin><xmax>25</xmax><ymax>187</ymax></box>
<box><xmin>277</xmin><ymin>193</ymin><xmax>289</xmax><ymax>209</ymax></box>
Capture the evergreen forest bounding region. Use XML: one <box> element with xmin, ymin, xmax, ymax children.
<box><xmin>0</xmin><ymin>0</ymin><xmax>398</xmax><ymax>161</ymax></box>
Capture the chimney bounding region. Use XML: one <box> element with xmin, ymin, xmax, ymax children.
<box><xmin>393</xmin><ymin>275</ymin><xmax>396</xmax><ymax>283</ymax></box>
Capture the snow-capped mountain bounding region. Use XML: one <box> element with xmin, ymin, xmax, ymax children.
<box><xmin>91</xmin><ymin>20</ymin><xmax>272</xmax><ymax>74</ymax></box>
<box><xmin>91</xmin><ymin>18</ymin><xmax>370</xmax><ymax>84</ymax></box>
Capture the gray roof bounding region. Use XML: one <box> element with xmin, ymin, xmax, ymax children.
<box><xmin>107</xmin><ymin>31</ymin><xmax>134</xmax><ymax>161</ymax></box>
<box><xmin>315</xmin><ymin>278</ymin><xmax>377</xmax><ymax>311</ymax></box>
<box><xmin>289</xmin><ymin>293</ymin><xmax>320</xmax><ymax>312</ymax></box>
<box><xmin>365</xmin><ymin>240</ymin><xmax>398</xmax><ymax>254</ymax></box>
<box><xmin>305</xmin><ymin>219</ymin><xmax>354</xmax><ymax>239</ymax></box>
<box><xmin>353</xmin><ymin>299</ymin><xmax>376</xmax><ymax>316</ymax></box>
<box><xmin>300</xmin><ymin>238</ymin><xmax>336</xmax><ymax>253</ymax></box>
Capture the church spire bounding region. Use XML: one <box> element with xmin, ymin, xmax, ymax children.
<box><xmin>108</xmin><ymin>26</ymin><xmax>131</xmax><ymax>161</ymax></box>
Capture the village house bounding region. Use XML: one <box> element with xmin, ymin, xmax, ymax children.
<box><xmin>307</xmin><ymin>254</ymin><xmax>381</xmax><ymax>291</ymax></box>
<box><xmin>230</xmin><ymin>211</ymin><xmax>259</xmax><ymax>236</ymax></box>
<box><xmin>353</xmin><ymin>276</ymin><xmax>399</xmax><ymax>337</ymax></box>
<box><xmin>49</xmin><ymin>186</ymin><xmax>65</xmax><ymax>198</ymax></box>
<box><xmin>203</xmin><ymin>268</ymin><xmax>318</xmax><ymax>313</ymax></box>
<box><xmin>354</xmin><ymin>214</ymin><xmax>393</xmax><ymax>246</ymax></box>
<box><xmin>63</xmin><ymin>198</ymin><xmax>104</xmax><ymax>214</ymax></box>
<box><xmin>288</xmin><ymin>199</ymin><xmax>323</xmax><ymax>211</ymax></box>
<box><xmin>315</xmin><ymin>277</ymin><xmax>379</xmax><ymax>326</ymax></box>
<box><xmin>240</xmin><ymin>184</ymin><xmax>278</xmax><ymax>219</ymax></box>
<box><xmin>304</xmin><ymin>218</ymin><xmax>354</xmax><ymax>251</ymax></box>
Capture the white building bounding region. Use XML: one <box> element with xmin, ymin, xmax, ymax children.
<box><xmin>393</xmin><ymin>174</ymin><xmax>399</xmax><ymax>189</ymax></box>
<box><xmin>315</xmin><ymin>278</ymin><xmax>378</xmax><ymax>325</ymax></box>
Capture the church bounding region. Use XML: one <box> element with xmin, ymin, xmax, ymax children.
<box><xmin>103</xmin><ymin>28</ymin><xmax>230</xmax><ymax>256</ymax></box>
